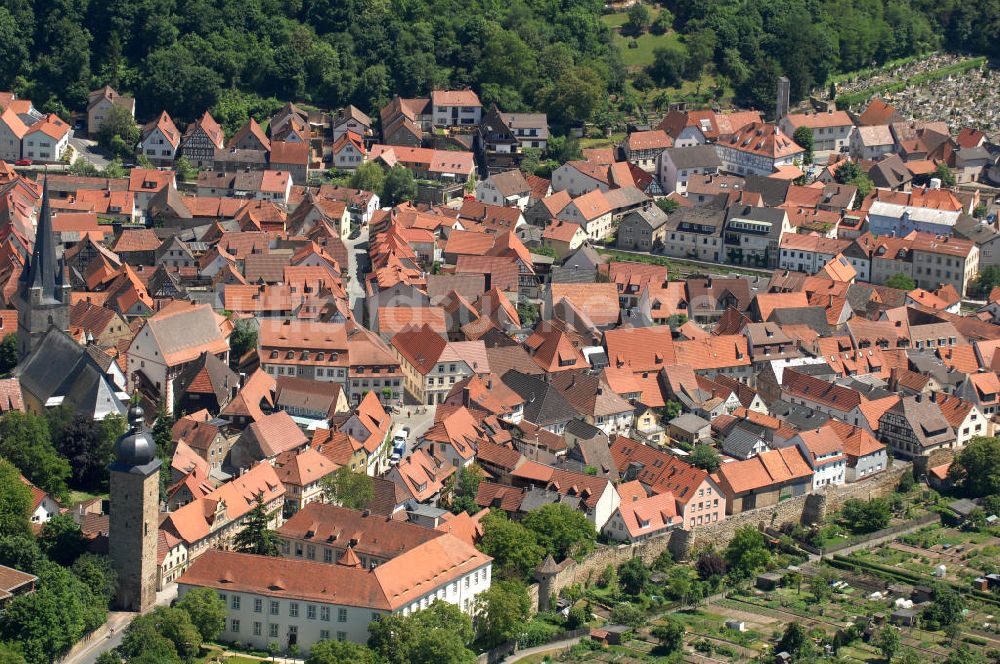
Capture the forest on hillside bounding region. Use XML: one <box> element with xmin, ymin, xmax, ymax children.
<box><xmin>1</xmin><ymin>0</ymin><xmax>997</xmax><ymax>135</ymax></box>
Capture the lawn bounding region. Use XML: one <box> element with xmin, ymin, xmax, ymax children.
<box><xmin>616</xmin><ymin>30</ymin><xmax>682</xmax><ymax>68</ymax></box>
<box><xmin>579</xmin><ymin>132</ymin><xmax>625</xmax><ymax>151</ymax></box>
<box><xmin>68</xmin><ymin>489</ymin><xmax>106</xmax><ymax>505</ymax></box>
<box><xmin>601</xmin><ymin>7</ymin><xmax>682</xmax><ymax>69</ymax></box>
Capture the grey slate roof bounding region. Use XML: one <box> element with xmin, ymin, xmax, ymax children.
<box><xmin>15</xmin><ymin>327</ymin><xmax>126</xmax><ymax>419</ymax></box>
<box><xmin>501</xmin><ymin>370</ymin><xmax>578</xmax><ymax>426</ymax></box>
<box><xmin>768</xmin><ymin>307</ymin><xmax>834</xmax><ymax>335</ymax></box>
<box><xmin>722</xmin><ymin>426</ymin><xmax>768</xmax><ymax>458</ymax></box>
<box><xmin>669</xmin><ymin>412</ymin><xmax>710</xmax><ymax>434</ymax></box>
<box><xmin>662</xmin><ymin>145</ymin><xmax>721</xmax><ymax>169</ymax></box>
<box><xmin>768</xmin><ymin>399</ymin><xmax>830</xmax><ymax>429</ymax></box>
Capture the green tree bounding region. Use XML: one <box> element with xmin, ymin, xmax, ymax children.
<box><xmin>971</xmin><ymin>265</ymin><xmax>1000</xmax><ymax>298</ymax></box>
<box><xmin>793</xmin><ymin>126</ymin><xmax>814</xmax><ymax>165</ymax></box>
<box><xmin>174</xmin><ymin>156</ymin><xmax>197</xmax><ymax>182</ymax></box>
<box><xmin>0</xmin><ymin>642</ymin><xmax>27</xmax><ymax>664</ymax></box>
<box><xmin>650</xmin><ymin>10</ymin><xmax>674</xmax><ymax>35</ymax></box>
<box><xmin>873</xmin><ymin>625</ymin><xmax>900</xmax><ymax>661</ymax></box>
<box><xmin>522</xmin><ymin>503</ymin><xmax>596</xmax><ymax>561</ymax></box>
<box><xmin>382</xmin><ymin>166</ymin><xmax>416</xmax><ymax>207</ymax></box>
<box><xmin>71</xmin><ymin>554</ymin><xmax>117</xmax><ymax>606</ymax></box>
<box><xmin>610</xmin><ymin>602</ymin><xmax>645</xmax><ymax>629</ymax></box>
<box><xmin>475</xmin><ymin>580</ymin><xmax>531</xmax><ymax>647</ymax></box>
<box><xmin>724</xmin><ymin>526</ymin><xmax>770</xmax><ymax>581</ymax></box>
<box><xmin>149</xmin><ymin>606</ymin><xmax>202</xmax><ymax>661</ymax></box>
<box><xmin>625</xmin><ymin>3</ymin><xmax>652</xmax><ymax>35</ymax></box>
<box><xmin>119</xmin><ymin>610</ymin><xmax>181</xmax><ymax>663</ymax></box>
<box><xmin>663</xmin><ymin>400</ymin><xmax>682</xmax><ymax>420</ymax></box>
<box><xmin>656</xmin><ymin>198</ymin><xmax>680</xmax><ymax>214</ymax></box>
<box><xmin>39</xmin><ymin>513</ymin><xmax>87</xmax><ymax>566</ymax></box>
<box><xmin>537</xmin><ymin>67</ymin><xmax>604</xmax><ymax>131</ymax></box>
<box><xmin>695</xmin><ymin>551</ymin><xmax>726</xmax><ymax>582</ymax></box>
<box><xmin>232</xmin><ymin>493</ymin><xmax>280</xmax><ymax>556</ymax></box>
<box><xmin>885</xmin><ymin>273</ymin><xmax>916</xmax><ymax>291</ymax></box>
<box><xmin>923</xmin><ymin>584</ymin><xmax>965</xmax><ymax>628</ymax></box>
<box><xmin>368</xmin><ymin>601</ymin><xmax>475</xmax><ymax>664</ymax></box>
<box><xmin>520</xmin><ymin>150</ymin><xmax>542</xmax><ymax>177</ymax></box>
<box><xmin>321</xmin><ymin>466</ymin><xmax>374</xmax><ymax>510</ymax></box>
<box><xmin>776</xmin><ymin>622</ymin><xmax>809</xmax><ymax>657</ymax></box>
<box><xmin>449</xmin><ymin>464</ymin><xmax>484</xmax><ymax>516</ymax></box>
<box><xmin>0</xmin><ymin>561</ymin><xmax>105</xmax><ymax>664</ymax></box>
<box><xmin>308</xmin><ymin>639</ymin><xmax>384</xmax><ymax>664</ymax></box>
<box><xmin>53</xmin><ymin>412</ymin><xmax>125</xmax><ymax>492</ymax></box>
<box><xmin>648</xmin><ymin>42</ymin><xmax>689</xmax><ymax>88</ymax></box>
<box><xmin>667</xmin><ymin>314</ymin><xmax>688</xmax><ymax>329</ymax></box>
<box><xmin>618</xmin><ymin>557</ymin><xmax>650</xmax><ymax>597</ymax></box>
<box><xmin>935</xmin><ymin>162</ymin><xmax>956</xmax><ymax>187</ymax></box>
<box><xmin>546</xmin><ymin>135</ymin><xmax>582</xmax><ymax>164</ymax></box>
<box><xmin>478</xmin><ymin>511</ymin><xmax>545</xmax><ymax>579</ymax></box>
<box><xmin>943</xmin><ymin>646</ymin><xmax>986</xmax><ymax>664</ymax></box>
<box><xmin>0</xmin><ymin>534</ymin><xmax>44</xmax><ymax>573</ymax></box>
<box><xmin>351</xmin><ymin>162</ymin><xmax>387</xmax><ymax>196</ymax></box>
<box><xmin>103</xmin><ymin>159</ymin><xmax>127</xmax><ymax>179</ymax></box>
<box><xmin>229</xmin><ymin>318</ymin><xmax>258</xmax><ymax>365</ymax></box>
<box><xmin>0</xmin><ymin>411</ymin><xmax>71</xmax><ymax>501</ymax></box>
<box><xmin>950</xmin><ymin>436</ymin><xmax>1000</xmax><ymax>497</ymax></box>
<box><xmin>0</xmin><ymin>457</ymin><xmax>31</xmax><ymax>538</ymax></box>
<box><xmin>810</xmin><ymin>569</ymin><xmax>834</xmax><ymax>603</ymax></box>
<box><xmin>689</xmin><ymin>444</ymin><xmax>721</xmax><ymax>472</ymax></box>
<box><xmin>69</xmin><ymin>157</ymin><xmax>100</xmax><ymax>177</ymax></box>
<box><xmin>834</xmin><ymin>161</ymin><xmax>875</xmax><ymax>201</ymax></box>
<box><xmin>177</xmin><ymin>587</ymin><xmax>227</xmax><ymax>641</ymax></box>
<box><xmin>839</xmin><ymin>498</ymin><xmax>892</xmax><ymax>533</ymax></box>
<box><xmin>0</xmin><ymin>334</ymin><xmax>16</xmax><ymax>376</ymax></box>
<box><xmin>651</xmin><ymin>618</ymin><xmax>685</xmax><ymax>654</ymax></box>
<box><xmin>96</xmin><ymin>105</ymin><xmax>140</xmax><ymax>159</ymax></box>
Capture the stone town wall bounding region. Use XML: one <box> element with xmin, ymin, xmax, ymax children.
<box><xmin>534</xmin><ymin>463</ymin><xmax>911</xmax><ymax>608</ymax></box>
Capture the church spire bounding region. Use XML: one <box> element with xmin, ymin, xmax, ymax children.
<box><xmin>22</xmin><ymin>176</ymin><xmax>63</xmax><ymax>303</ymax></box>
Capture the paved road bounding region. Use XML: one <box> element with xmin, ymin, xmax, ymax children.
<box><xmin>344</xmin><ymin>226</ymin><xmax>369</xmax><ymax>318</ymax></box>
<box><xmin>501</xmin><ymin>637</ymin><xmax>583</xmax><ymax>663</ymax></box>
<box><xmin>66</xmin><ymin>584</ymin><xmax>178</xmax><ymax>664</ymax></box>
<box><xmin>68</xmin><ymin>137</ymin><xmax>112</xmax><ymax>169</ymax></box>
<box><xmin>392</xmin><ymin>405</ymin><xmax>437</xmax><ymax>458</ymax></box>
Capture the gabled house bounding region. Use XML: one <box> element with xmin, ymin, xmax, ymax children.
<box><xmin>609</xmin><ymin>436</ymin><xmax>725</xmax><ymax>530</ymax></box>
<box><xmin>23</xmin><ymin>114</ymin><xmax>71</xmax><ymax>164</ymax></box>
<box><xmin>332</xmin><ymin>131</ymin><xmax>367</xmax><ymax>171</ymax></box>
<box><xmin>127</xmin><ymin>301</ymin><xmax>230</xmax><ymax>414</ymax></box>
<box><xmin>179</xmin><ymin>111</ymin><xmax>225</xmax><ymax>168</ymax></box>
<box><xmin>712</xmin><ymin>446</ymin><xmax>813</xmax><ymax>514</ymax></box>
<box><xmin>86</xmin><ymin>86</ymin><xmax>135</xmax><ymax>137</ymax></box>
<box><xmin>138</xmin><ymin>111</ymin><xmax>180</xmax><ymax>166</ymax></box>
<box><xmin>878</xmin><ymin>394</ymin><xmax>956</xmax><ymax>459</ymax></box>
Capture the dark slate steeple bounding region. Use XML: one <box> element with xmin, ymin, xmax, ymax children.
<box><xmin>16</xmin><ymin>176</ymin><xmax>70</xmax><ymax>357</ymax></box>
<box><xmin>22</xmin><ymin>178</ymin><xmax>64</xmax><ymax>303</ymax></box>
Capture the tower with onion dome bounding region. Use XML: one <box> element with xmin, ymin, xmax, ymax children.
<box><xmin>108</xmin><ymin>404</ymin><xmax>161</xmax><ymax>612</ymax></box>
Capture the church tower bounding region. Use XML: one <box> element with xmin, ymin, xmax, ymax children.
<box><xmin>108</xmin><ymin>405</ymin><xmax>161</xmax><ymax>612</ymax></box>
<box><xmin>14</xmin><ymin>178</ymin><xmax>70</xmax><ymax>358</ymax></box>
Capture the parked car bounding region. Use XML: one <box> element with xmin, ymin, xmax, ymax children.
<box><xmin>14</xmin><ymin>159</ymin><xmax>31</xmax><ymax>166</ymax></box>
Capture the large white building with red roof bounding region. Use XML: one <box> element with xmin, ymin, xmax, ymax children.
<box><xmin>177</xmin><ymin>527</ymin><xmax>491</xmax><ymax>653</ymax></box>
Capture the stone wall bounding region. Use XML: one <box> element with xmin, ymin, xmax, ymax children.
<box><xmin>534</xmin><ymin>462</ymin><xmax>911</xmax><ymax>607</ymax></box>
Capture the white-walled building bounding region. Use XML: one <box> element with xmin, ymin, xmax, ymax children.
<box><xmin>126</xmin><ymin>302</ymin><xmax>230</xmax><ymax>414</ymax></box>
<box><xmin>177</xmin><ymin>534</ymin><xmax>491</xmax><ymax>654</ymax></box>
<box><xmin>431</xmin><ymin>90</ymin><xmax>482</xmax><ymax>128</ymax></box>
<box><xmin>23</xmin><ymin>114</ymin><xmax>71</xmax><ymax>163</ymax></box>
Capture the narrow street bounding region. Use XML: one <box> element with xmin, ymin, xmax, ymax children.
<box><xmin>345</xmin><ymin>226</ymin><xmax>369</xmax><ymax>319</ymax></box>
<box><xmin>65</xmin><ymin>585</ymin><xmax>178</xmax><ymax>664</ymax></box>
